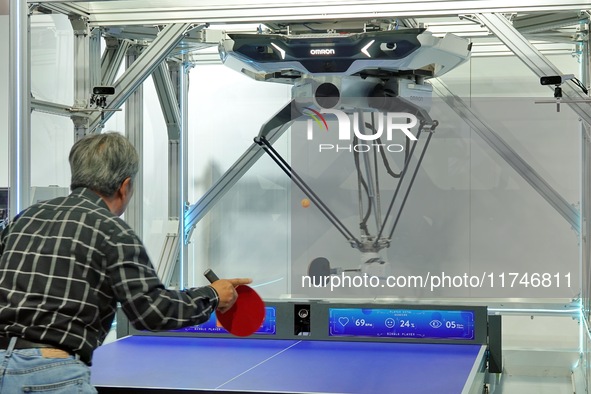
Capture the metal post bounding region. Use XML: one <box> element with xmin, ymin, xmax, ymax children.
<box><xmin>71</xmin><ymin>16</ymin><xmax>100</xmax><ymax>140</ymax></box>
<box><xmin>166</xmin><ymin>60</ymin><xmax>182</xmax><ymax>218</ymax></box>
<box><xmin>87</xmin><ymin>23</ymin><xmax>195</xmax><ymax>133</ymax></box>
<box><xmin>124</xmin><ymin>45</ymin><xmax>144</xmax><ymax>236</ymax></box>
<box><xmin>152</xmin><ymin>61</ymin><xmax>181</xmax><ymax>141</ymax></box>
<box><xmin>578</xmin><ymin>17</ymin><xmax>591</xmax><ymax>317</ymax></box>
<box><xmin>8</xmin><ymin>0</ymin><xmax>30</xmax><ymax>217</ymax></box>
<box><xmin>101</xmin><ymin>37</ymin><xmax>131</xmax><ymax>86</ymax></box>
<box><xmin>89</xmin><ymin>27</ymin><xmax>101</xmax><ymax>91</ymax></box>
<box><xmin>71</xmin><ymin>16</ymin><xmax>90</xmax><ymax>140</ymax></box>
<box><xmin>154</xmin><ymin>60</ymin><xmax>182</xmax><ymax>287</ymax></box>
<box><xmin>577</xmin><ymin>17</ymin><xmax>591</xmax><ymax>394</ymax></box>
<box><xmin>179</xmin><ymin>55</ymin><xmax>191</xmax><ymax>289</ymax></box>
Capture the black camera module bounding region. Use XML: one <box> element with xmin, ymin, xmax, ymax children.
<box><xmin>540</xmin><ymin>75</ymin><xmax>574</xmax><ymax>86</ymax></box>
<box><xmin>92</xmin><ymin>86</ymin><xmax>115</xmax><ymax>95</ymax></box>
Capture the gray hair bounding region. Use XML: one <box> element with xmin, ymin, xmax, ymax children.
<box><xmin>69</xmin><ymin>132</ymin><xmax>139</xmax><ymax>197</ymax></box>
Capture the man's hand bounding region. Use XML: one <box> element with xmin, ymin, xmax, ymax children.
<box><xmin>210</xmin><ymin>278</ymin><xmax>252</xmax><ymax>313</ymax></box>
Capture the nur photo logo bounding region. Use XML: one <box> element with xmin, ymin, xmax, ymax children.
<box><xmin>303</xmin><ymin>107</ymin><xmax>419</xmax><ymax>153</ymax></box>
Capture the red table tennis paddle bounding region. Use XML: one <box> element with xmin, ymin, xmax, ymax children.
<box><xmin>204</xmin><ymin>269</ymin><xmax>266</xmax><ymax>337</ymax></box>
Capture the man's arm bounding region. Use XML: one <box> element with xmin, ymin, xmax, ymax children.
<box><xmin>104</xmin><ymin>227</ymin><xmax>249</xmax><ymax>331</ymax></box>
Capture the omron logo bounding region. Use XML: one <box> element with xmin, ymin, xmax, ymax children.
<box><xmin>310</xmin><ymin>48</ymin><xmax>335</xmax><ymax>56</ymax></box>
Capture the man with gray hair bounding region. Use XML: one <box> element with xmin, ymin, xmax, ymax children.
<box><xmin>0</xmin><ymin>132</ymin><xmax>249</xmax><ymax>393</ymax></box>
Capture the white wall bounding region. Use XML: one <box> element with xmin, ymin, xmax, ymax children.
<box><xmin>186</xmin><ymin>64</ymin><xmax>292</xmax><ymax>294</ymax></box>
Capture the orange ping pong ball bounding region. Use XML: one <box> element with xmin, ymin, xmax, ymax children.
<box><xmin>301</xmin><ymin>198</ymin><xmax>311</xmax><ymax>208</ymax></box>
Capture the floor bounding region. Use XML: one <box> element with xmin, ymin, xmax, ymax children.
<box><xmin>496</xmin><ymin>376</ymin><xmax>573</xmax><ymax>394</ymax></box>
<box><xmin>490</xmin><ymin>347</ymin><xmax>580</xmax><ymax>394</ymax></box>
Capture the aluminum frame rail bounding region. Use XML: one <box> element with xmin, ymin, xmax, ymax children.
<box><xmin>72</xmin><ymin>17</ymin><xmax>100</xmax><ymax>110</ymax></box>
<box><xmin>512</xmin><ymin>12</ymin><xmax>586</xmax><ymax>34</ymax></box>
<box><xmin>152</xmin><ymin>62</ymin><xmax>182</xmax><ymax>141</ymax></box>
<box><xmin>124</xmin><ymin>45</ymin><xmax>144</xmax><ymax>236</ymax></box>
<box><xmin>31</xmin><ymin>99</ymin><xmax>78</xmax><ymax>117</ymax></box>
<box><xmin>34</xmin><ymin>2</ymin><xmax>89</xmax><ymax>17</ymax></box>
<box><xmin>183</xmin><ymin>100</ymin><xmax>298</xmax><ymax>241</ymax></box>
<box><xmin>476</xmin><ymin>13</ymin><xmax>591</xmax><ymax>127</ymax></box>
<box><xmin>86</xmin><ymin>23</ymin><xmax>198</xmax><ymax>133</ymax></box>
<box><xmin>152</xmin><ymin>59</ymin><xmax>191</xmax><ymax>287</ymax></box>
<box><xmin>27</xmin><ymin>1</ymin><xmax>591</xmax><ymax>26</ymax></box>
<box><xmin>72</xmin><ymin>17</ymin><xmax>101</xmax><ymax>139</ymax></box>
<box><xmin>580</xmin><ymin>25</ymin><xmax>591</xmax><ymax>322</ymax></box>
<box><xmin>178</xmin><ymin>57</ymin><xmax>191</xmax><ymax>288</ymax></box>
<box><xmin>156</xmin><ymin>231</ymin><xmax>180</xmax><ymax>287</ymax></box>
<box><xmin>101</xmin><ymin>37</ymin><xmax>131</xmax><ymax>86</ymax></box>
<box><xmin>9</xmin><ymin>0</ymin><xmax>31</xmax><ymax>216</ymax></box>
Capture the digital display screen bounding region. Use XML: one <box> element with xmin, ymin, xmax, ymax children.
<box><xmin>174</xmin><ymin>307</ymin><xmax>276</xmax><ymax>335</ymax></box>
<box><xmin>329</xmin><ymin>308</ymin><xmax>475</xmax><ymax>340</ymax></box>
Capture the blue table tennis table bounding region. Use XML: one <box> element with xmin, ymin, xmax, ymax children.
<box><xmin>91</xmin><ymin>335</ymin><xmax>487</xmax><ymax>393</ymax></box>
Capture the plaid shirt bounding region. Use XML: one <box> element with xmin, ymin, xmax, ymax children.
<box><xmin>0</xmin><ymin>187</ymin><xmax>218</xmax><ymax>363</ymax></box>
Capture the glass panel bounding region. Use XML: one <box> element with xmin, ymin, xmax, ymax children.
<box><xmin>189</xmin><ymin>143</ymin><xmax>291</xmax><ymax>298</ymax></box>
<box><xmin>31</xmin><ymin>112</ymin><xmax>72</xmax><ymax>189</ymax></box>
<box><xmin>187</xmin><ymin>64</ymin><xmax>291</xmax><ymax>199</ymax></box>
<box><xmin>288</xmin><ymin>90</ymin><xmax>580</xmax><ymax>300</ymax></box>
<box><xmin>31</xmin><ymin>14</ymin><xmax>73</xmax><ymax>106</ymax></box>
<box><xmin>183</xmin><ymin>52</ymin><xmax>582</xmax><ymax>303</ymax></box>
<box><xmin>186</xmin><ymin>64</ymin><xmax>291</xmax><ymax>296</ymax></box>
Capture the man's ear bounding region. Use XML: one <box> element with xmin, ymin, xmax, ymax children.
<box><xmin>120</xmin><ymin>177</ymin><xmax>133</xmax><ymax>199</ymax></box>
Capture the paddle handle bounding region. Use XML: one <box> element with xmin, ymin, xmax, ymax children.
<box><xmin>204</xmin><ymin>268</ymin><xmax>220</xmax><ymax>283</ymax></box>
